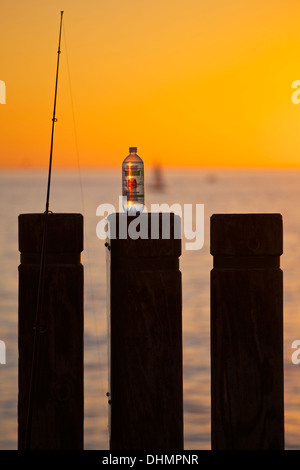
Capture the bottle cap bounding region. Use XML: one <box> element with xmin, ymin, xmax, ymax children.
<box><xmin>129</xmin><ymin>147</ymin><xmax>137</xmax><ymax>153</ymax></box>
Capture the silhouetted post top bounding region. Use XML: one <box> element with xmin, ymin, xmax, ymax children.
<box><xmin>107</xmin><ymin>213</ymin><xmax>181</xmax><ymax>258</ymax></box>
<box><xmin>18</xmin><ymin>213</ymin><xmax>83</xmax><ymax>254</ymax></box>
<box><xmin>211</xmin><ymin>213</ymin><xmax>283</xmax><ymax>256</ymax></box>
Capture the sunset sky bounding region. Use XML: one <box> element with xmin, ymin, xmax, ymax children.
<box><xmin>1</xmin><ymin>0</ymin><xmax>300</xmax><ymax>168</ymax></box>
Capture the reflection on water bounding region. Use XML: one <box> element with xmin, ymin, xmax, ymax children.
<box><xmin>0</xmin><ymin>168</ymin><xmax>300</xmax><ymax>449</ymax></box>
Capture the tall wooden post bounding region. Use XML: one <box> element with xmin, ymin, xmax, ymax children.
<box><xmin>18</xmin><ymin>213</ymin><xmax>84</xmax><ymax>450</ymax></box>
<box><xmin>210</xmin><ymin>213</ymin><xmax>284</xmax><ymax>450</ymax></box>
<box><xmin>107</xmin><ymin>213</ymin><xmax>183</xmax><ymax>450</ymax></box>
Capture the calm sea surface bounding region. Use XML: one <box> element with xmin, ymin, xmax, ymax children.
<box><xmin>1</xmin><ymin>168</ymin><xmax>300</xmax><ymax>449</ymax></box>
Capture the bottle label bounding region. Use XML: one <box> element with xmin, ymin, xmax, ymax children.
<box><xmin>122</xmin><ymin>165</ymin><xmax>144</xmax><ymax>202</ymax></box>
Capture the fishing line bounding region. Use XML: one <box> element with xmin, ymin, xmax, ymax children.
<box><xmin>24</xmin><ymin>11</ymin><xmax>64</xmax><ymax>450</ymax></box>
<box><xmin>63</xmin><ymin>20</ymin><xmax>109</xmax><ymax>444</ymax></box>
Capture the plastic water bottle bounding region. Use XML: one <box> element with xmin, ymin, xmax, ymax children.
<box><xmin>122</xmin><ymin>147</ymin><xmax>144</xmax><ymax>214</ymax></box>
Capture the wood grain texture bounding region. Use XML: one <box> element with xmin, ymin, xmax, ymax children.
<box><xmin>18</xmin><ymin>213</ymin><xmax>83</xmax><ymax>450</ymax></box>
<box><xmin>108</xmin><ymin>213</ymin><xmax>183</xmax><ymax>450</ymax></box>
<box><xmin>210</xmin><ymin>214</ymin><xmax>284</xmax><ymax>450</ymax></box>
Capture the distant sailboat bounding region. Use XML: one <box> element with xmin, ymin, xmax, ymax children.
<box><xmin>205</xmin><ymin>173</ymin><xmax>217</xmax><ymax>184</ymax></box>
<box><xmin>149</xmin><ymin>163</ymin><xmax>166</xmax><ymax>192</ymax></box>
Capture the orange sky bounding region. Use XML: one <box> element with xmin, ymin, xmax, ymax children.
<box><xmin>1</xmin><ymin>0</ymin><xmax>300</xmax><ymax>168</ymax></box>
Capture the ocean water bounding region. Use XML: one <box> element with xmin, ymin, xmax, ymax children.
<box><xmin>0</xmin><ymin>168</ymin><xmax>300</xmax><ymax>450</ymax></box>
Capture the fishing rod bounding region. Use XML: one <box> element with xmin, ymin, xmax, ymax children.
<box><xmin>24</xmin><ymin>11</ymin><xmax>64</xmax><ymax>450</ymax></box>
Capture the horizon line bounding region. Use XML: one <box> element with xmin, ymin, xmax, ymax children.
<box><xmin>2</xmin><ymin>164</ymin><xmax>300</xmax><ymax>171</ymax></box>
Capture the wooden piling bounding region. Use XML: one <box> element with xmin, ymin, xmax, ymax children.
<box><xmin>18</xmin><ymin>213</ymin><xmax>84</xmax><ymax>450</ymax></box>
<box><xmin>107</xmin><ymin>213</ymin><xmax>183</xmax><ymax>450</ymax></box>
<box><xmin>210</xmin><ymin>213</ymin><xmax>284</xmax><ymax>450</ymax></box>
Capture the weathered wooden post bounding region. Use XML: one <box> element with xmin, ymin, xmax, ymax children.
<box><xmin>210</xmin><ymin>213</ymin><xmax>284</xmax><ymax>450</ymax></box>
<box><xmin>18</xmin><ymin>213</ymin><xmax>84</xmax><ymax>450</ymax></box>
<box><xmin>107</xmin><ymin>212</ymin><xmax>183</xmax><ymax>450</ymax></box>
